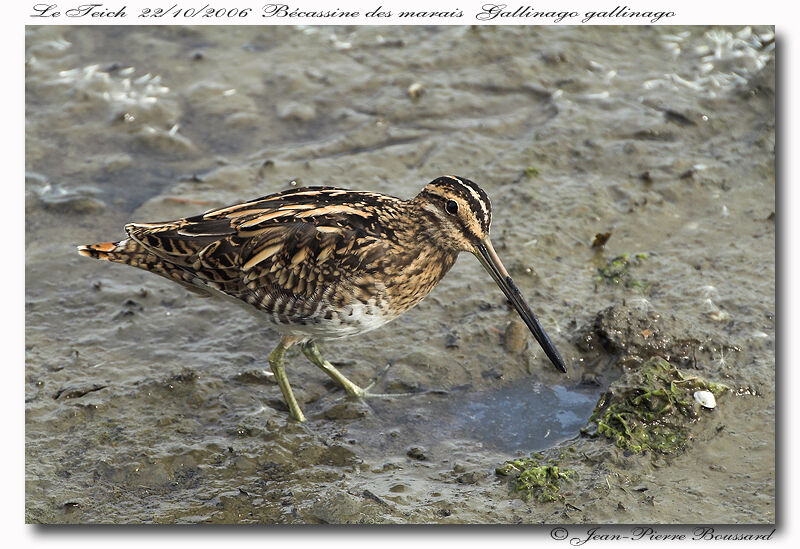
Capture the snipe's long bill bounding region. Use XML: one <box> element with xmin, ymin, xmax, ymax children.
<box><xmin>78</xmin><ymin>175</ymin><xmax>567</xmax><ymax>422</ymax></box>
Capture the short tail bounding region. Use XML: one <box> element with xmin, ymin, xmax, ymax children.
<box><xmin>77</xmin><ymin>239</ymin><xmax>139</xmax><ymax>261</ymax></box>
<box><xmin>77</xmin><ymin>237</ymin><xmax>212</xmax><ymax>297</ymax></box>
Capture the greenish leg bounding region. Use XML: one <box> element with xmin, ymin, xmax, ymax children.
<box><xmin>269</xmin><ymin>336</ymin><xmax>306</xmax><ymax>422</ymax></box>
<box><xmin>301</xmin><ymin>341</ymin><xmax>366</xmax><ymax>398</ymax></box>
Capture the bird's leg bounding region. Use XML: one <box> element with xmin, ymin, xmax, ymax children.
<box><xmin>268</xmin><ymin>335</ymin><xmax>306</xmax><ymax>422</ymax></box>
<box><xmin>301</xmin><ymin>341</ymin><xmax>432</xmax><ymax>399</ymax></box>
<box><xmin>301</xmin><ymin>341</ymin><xmax>366</xmax><ymax>398</ymax></box>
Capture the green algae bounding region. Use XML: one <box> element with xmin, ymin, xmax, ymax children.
<box><xmin>496</xmin><ymin>458</ymin><xmax>576</xmax><ymax>502</ymax></box>
<box><xmin>523</xmin><ymin>166</ymin><xmax>540</xmax><ymax>177</ymax></box>
<box><xmin>586</xmin><ymin>357</ymin><xmax>728</xmax><ymax>454</ymax></box>
<box><xmin>595</xmin><ymin>252</ymin><xmax>651</xmax><ymax>291</ymax></box>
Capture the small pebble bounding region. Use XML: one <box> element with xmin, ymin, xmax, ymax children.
<box><xmin>407</xmin><ymin>82</ymin><xmax>425</xmax><ymax>99</ymax></box>
<box><xmin>503</xmin><ymin>319</ymin><xmax>526</xmax><ymax>353</ymax></box>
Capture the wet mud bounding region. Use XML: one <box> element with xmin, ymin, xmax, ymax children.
<box><xmin>25</xmin><ymin>25</ymin><xmax>774</xmax><ymax>523</ymax></box>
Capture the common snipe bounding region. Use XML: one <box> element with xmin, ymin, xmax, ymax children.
<box><xmin>79</xmin><ymin>175</ymin><xmax>567</xmax><ymax>422</ymax></box>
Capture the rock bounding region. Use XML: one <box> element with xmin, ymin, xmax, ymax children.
<box><xmin>503</xmin><ymin>319</ymin><xmax>527</xmax><ymax>353</ymax></box>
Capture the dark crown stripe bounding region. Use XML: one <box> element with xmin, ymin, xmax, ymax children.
<box><xmin>428</xmin><ymin>176</ymin><xmax>492</xmax><ymax>233</ymax></box>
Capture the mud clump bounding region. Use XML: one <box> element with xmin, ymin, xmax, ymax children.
<box><xmin>583</xmin><ymin>357</ymin><xmax>728</xmax><ymax>454</ymax></box>
<box><xmin>577</xmin><ymin>305</ymin><xmax>698</xmax><ymax>367</ymax></box>
<box><xmin>321</xmin><ymin>401</ymin><xmax>369</xmax><ymax>420</ymax></box>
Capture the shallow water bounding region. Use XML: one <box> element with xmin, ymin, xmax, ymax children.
<box><xmin>347</xmin><ymin>381</ymin><xmax>602</xmax><ymax>456</ymax></box>
<box><xmin>25</xmin><ymin>25</ymin><xmax>775</xmax><ymax>523</ymax></box>
<box><xmin>441</xmin><ymin>383</ymin><xmax>600</xmax><ymax>453</ymax></box>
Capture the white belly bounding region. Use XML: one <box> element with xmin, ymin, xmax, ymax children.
<box><xmin>273</xmin><ymin>300</ymin><xmax>396</xmax><ymax>339</ymax></box>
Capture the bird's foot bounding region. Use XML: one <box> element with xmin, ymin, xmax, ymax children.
<box><xmin>357</xmin><ymin>363</ymin><xmax>443</xmax><ymax>399</ymax></box>
<box><xmin>301</xmin><ymin>341</ymin><xmax>444</xmax><ymax>402</ymax></box>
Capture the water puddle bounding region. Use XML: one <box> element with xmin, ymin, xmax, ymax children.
<box><xmin>448</xmin><ymin>383</ymin><xmax>602</xmax><ymax>453</ymax></box>
<box><xmin>350</xmin><ymin>380</ymin><xmax>603</xmax><ymax>457</ymax></box>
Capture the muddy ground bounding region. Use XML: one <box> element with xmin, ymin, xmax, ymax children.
<box><xmin>25</xmin><ymin>25</ymin><xmax>775</xmax><ymax>524</ymax></box>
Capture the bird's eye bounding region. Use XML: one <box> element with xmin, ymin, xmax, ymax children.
<box><xmin>445</xmin><ymin>199</ymin><xmax>459</xmax><ymax>215</ymax></box>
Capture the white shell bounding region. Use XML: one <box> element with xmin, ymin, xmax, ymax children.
<box><xmin>693</xmin><ymin>390</ymin><xmax>717</xmax><ymax>409</ymax></box>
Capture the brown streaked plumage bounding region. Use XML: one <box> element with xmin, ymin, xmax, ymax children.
<box><xmin>78</xmin><ymin>175</ymin><xmax>566</xmax><ymax>422</ymax></box>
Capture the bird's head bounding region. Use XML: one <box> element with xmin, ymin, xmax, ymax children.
<box><xmin>414</xmin><ymin>175</ymin><xmax>492</xmax><ymax>253</ymax></box>
<box><xmin>414</xmin><ymin>175</ymin><xmax>567</xmax><ymax>373</ymax></box>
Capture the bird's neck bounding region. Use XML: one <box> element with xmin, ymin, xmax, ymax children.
<box><xmin>378</xmin><ymin>201</ymin><xmax>460</xmax><ymax>315</ymax></box>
